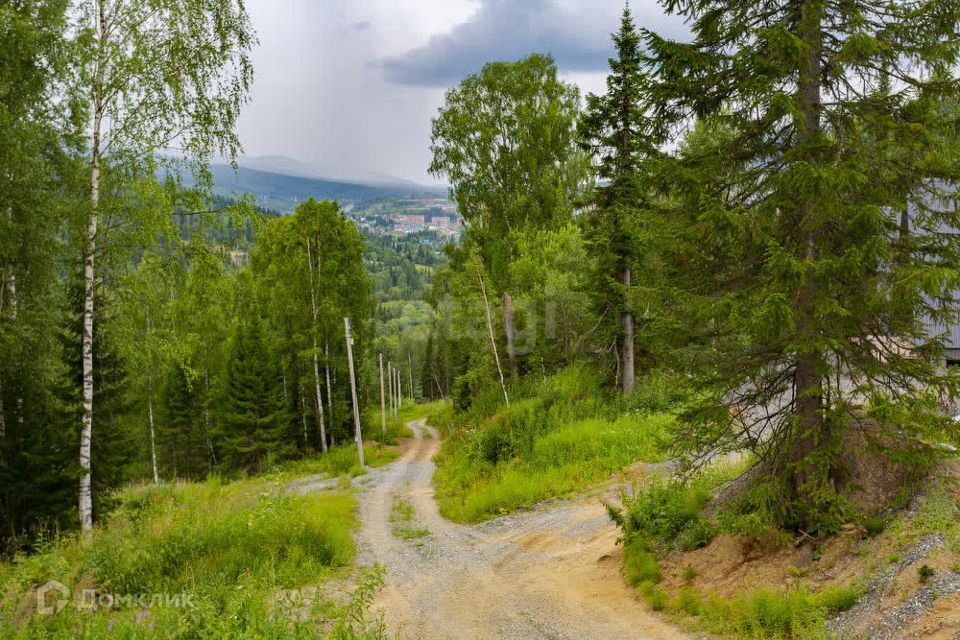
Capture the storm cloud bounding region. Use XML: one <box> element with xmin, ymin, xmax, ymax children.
<box><xmin>379</xmin><ymin>0</ymin><xmax>688</xmax><ymax>86</ymax></box>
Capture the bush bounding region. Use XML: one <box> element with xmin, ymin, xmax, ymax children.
<box><xmin>679</xmin><ymin>518</ymin><xmax>719</xmax><ymax>551</ymax></box>
<box><xmin>863</xmin><ymin>517</ymin><xmax>885</xmax><ymax>537</ymax></box>
<box><xmin>624</xmin><ymin>537</ymin><xmax>662</xmax><ymax>586</ymax></box>
<box><xmin>610</xmin><ymin>476</ymin><xmax>715</xmax><ymax>551</ymax></box>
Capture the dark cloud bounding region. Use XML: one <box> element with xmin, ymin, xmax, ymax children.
<box><xmin>378</xmin><ymin>0</ymin><xmax>687</xmax><ymax>86</ymax></box>
<box><xmin>352</xmin><ymin>20</ymin><xmax>372</xmax><ymax>31</ymax></box>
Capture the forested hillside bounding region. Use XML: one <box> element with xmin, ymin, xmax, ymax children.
<box><xmin>3</xmin><ymin>0</ymin><xmax>960</xmax><ymax>639</ymax></box>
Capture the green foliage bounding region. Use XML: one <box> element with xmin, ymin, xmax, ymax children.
<box><xmin>611</xmin><ymin>477</ymin><xmax>714</xmax><ymax>550</ymax></box>
<box><xmin>434</xmin><ymin>366</ymin><xmax>670</xmax><ymax>522</ymax></box>
<box><xmin>863</xmin><ymin>517</ymin><xmax>885</xmax><ymax>538</ymax></box>
<box><xmin>641</xmin><ymin>0</ymin><xmax>960</xmax><ymax>533</ymax></box>
<box><xmin>692</xmin><ymin>584</ymin><xmax>862</xmax><ymax>640</ymax></box>
<box><xmin>430</xmin><ymin>53</ymin><xmax>589</xmax><ymax>288</ymax></box>
<box><xmin>624</xmin><ymin>537</ymin><xmax>662</xmax><ymax>586</ymax></box>
<box><xmin>217</xmin><ymin>314</ymin><xmax>290</xmax><ymax>471</ymax></box>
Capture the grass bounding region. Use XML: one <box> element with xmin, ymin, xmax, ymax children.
<box><xmin>271</xmin><ymin>442</ymin><xmax>400</xmax><ymax>482</ymax></box>
<box><xmin>435</xmin><ymin>411</ymin><xmax>672</xmax><ymax>522</ymax></box>
<box><xmin>0</xmin><ymin>473</ymin><xmax>386</xmax><ymax>639</ymax></box>
<box><xmin>389</xmin><ymin>497</ymin><xmax>429</xmax><ymax>540</ymax></box>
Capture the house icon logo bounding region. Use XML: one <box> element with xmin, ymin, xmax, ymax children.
<box><xmin>37</xmin><ymin>580</ymin><xmax>70</xmax><ymax>615</ymax></box>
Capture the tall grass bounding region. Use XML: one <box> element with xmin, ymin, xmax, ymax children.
<box><xmin>272</xmin><ymin>442</ymin><xmax>399</xmax><ymax>481</ymax></box>
<box><xmin>433</xmin><ymin>365</ymin><xmax>673</xmax><ymax>522</ymax></box>
<box><xmin>0</xmin><ymin>475</ymin><xmax>385</xmax><ymax>639</ymax></box>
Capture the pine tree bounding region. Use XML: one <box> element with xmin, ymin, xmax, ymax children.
<box><xmin>579</xmin><ymin>6</ymin><xmax>652</xmax><ymax>392</ymax></box>
<box><xmin>643</xmin><ymin>0</ymin><xmax>960</xmax><ymax>531</ymax></box>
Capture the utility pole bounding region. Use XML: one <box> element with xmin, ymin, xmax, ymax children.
<box><xmin>387</xmin><ymin>361</ymin><xmax>394</xmax><ymax>416</ymax></box>
<box><xmin>396</xmin><ymin>367</ymin><xmax>402</xmax><ymax>413</ymax></box>
<box><xmin>408</xmin><ymin>353</ymin><xmax>414</xmax><ymax>402</ymax></box>
<box><xmin>344</xmin><ymin>317</ymin><xmax>365</xmax><ymax>468</ymax></box>
<box><xmin>379</xmin><ymin>352</ymin><xmax>386</xmax><ymax>437</ymax></box>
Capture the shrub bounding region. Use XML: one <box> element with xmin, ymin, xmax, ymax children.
<box><xmin>624</xmin><ymin>537</ymin><xmax>662</xmax><ymax>586</ymax></box>
<box><xmin>863</xmin><ymin>517</ymin><xmax>885</xmax><ymax>537</ymax></box>
<box><xmin>675</xmin><ymin>586</ymin><xmax>703</xmax><ymax>616</ymax></box>
<box><xmin>610</xmin><ymin>476</ymin><xmax>716</xmax><ymax>551</ymax></box>
<box><xmin>679</xmin><ymin>518</ymin><xmax>718</xmax><ymax>551</ymax></box>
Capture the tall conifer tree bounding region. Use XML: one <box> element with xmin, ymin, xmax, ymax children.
<box><xmin>643</xmin><ymin>0</ymin><xmax>960</xmax><ymax>530</ymax></box>
<box><xmin>580</xmin><ymin>6</ymin><xmax>651</xmax><ymax>392</ymax></box>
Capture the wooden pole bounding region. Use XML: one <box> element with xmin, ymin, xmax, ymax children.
<box><xmin>379</xmin><ymin>352</ymin><xmax>386</xmax><ymax>437</ymax></box>
<box><xmin>387</xmin><ymin>361</ymin><xmax>393</xmax><ymax>417</ymax></box>
<box><xmin>408</xmin><ymin>353</ymin><xmax>414</xmax><ymax>402</ymax></box>
<box><xmin>344</xmin><ymin>317</ymin><xmax>365</xmax><ymax>467</ymax></box>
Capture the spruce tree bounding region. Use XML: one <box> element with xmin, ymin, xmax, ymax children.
<box><xmin>579</xmin><ymin>6</ymin><xmax>652</xmax><ymax>392</ymax></box>
<box><xmin>218</xmin><ymin>313</ymin><xmax>289</xmax><ymax>471</ymax></box>
<box><xmin>643</xmin><ymin>0</ymin><xmax>960</xmax><ymax>530</ymax></box>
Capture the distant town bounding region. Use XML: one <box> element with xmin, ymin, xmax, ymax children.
<box><xmin>347</xmin><ymin>195</ymin><xmax>464</xmax><ymax>238</ymax></box>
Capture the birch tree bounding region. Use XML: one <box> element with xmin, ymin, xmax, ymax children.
<box><xmin>73</xmin><ymin>0</ymin><xmax>254</xmax><ymax>530</ymax></box>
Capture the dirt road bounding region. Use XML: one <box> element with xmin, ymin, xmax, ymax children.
<box><xmin>354</xmin><ymin>419</ymin><xmax>691</xmax><ymax>640</ymax></box>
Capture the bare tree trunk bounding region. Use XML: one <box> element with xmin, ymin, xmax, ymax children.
<box><xmin>379</xmin><ymin>353</ymin><xmax>386</xmax><ymax>437</ymax></box>
<box><xmin>311</xmin><ymin>339</ymin><xmax>327</xmax><ymax>452</ymax></box>
<box><xmin>305</xmin><ymin>238</ymin><xmax>328</xmax><ymax>453</ymax></box>
<box><xmin>503</xmin><ymin>292</ymin><xmax>518</xmax><ymax>380</ymax></box>
<box><xmin>80</xmin><ymin>5</ymin><xmax>106</xmax><ymax>530</ymax></box>
<box><xmin>145</xmin><ymin>305</ymin><xmax>159</xmax><ymax>484</ymax></box>
<box><xmin>148</xmin><ymin>377</ymin><xmax>159</xmax><ymax>484</ymax></box>
<box><xmin>325</xmin><ymin>340</ymin><xmax>334</xmax><ymax>439</ymax></box>
<box><xmin>6</xmin><ymin>267</ymin><xmax>22</xmax><ymax>428</ymax></box>
<box><xmin>621</xmin><ymin>266</ymin><xmax>635</xmax><ymax>393</ymax></box>
<box><xmin>479</xmin><ymin>271</ymin><xmax>509</xmax><ymax>406</ymax></box>
<box><xmin>344</xmin><ymin>317</ymin><xmax>365</xmax><ymax>467</ymax></box>
<box><xmin>299</xmin><ymin>384</ymin><xmax>309</xmax><ymax>446</ymax></box>
<box><xmin>203</xmin><ymin>368</ymin><xmax>215</xmax><ymax>471</ymax></box>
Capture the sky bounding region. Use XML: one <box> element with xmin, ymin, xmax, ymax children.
<box><xmin>236</xmin><ymin>0</ymin><xmax>686</xmax><ymax>186</ymax></box>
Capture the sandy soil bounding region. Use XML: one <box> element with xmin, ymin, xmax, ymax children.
<box><xmin>353</xmin><ymin>419</ymin><xmax>691</xmax><ymax>640</ymax></box>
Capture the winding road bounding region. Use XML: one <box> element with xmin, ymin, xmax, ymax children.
<box><xmin>353</xmin><ymin>418</ymin><xmax>691</xmax><ymax>640</ymax></box>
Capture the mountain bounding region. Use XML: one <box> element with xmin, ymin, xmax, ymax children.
<box><xmin>207</xmin><ymin>163</ymin><xmax>445</xmax><ymax>213</ymax></box>
<box><xmin>236</xmin><ymin>155</ymin><xmax>439</xmax><ymax>191</ymax></box>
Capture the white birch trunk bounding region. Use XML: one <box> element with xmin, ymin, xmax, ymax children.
<box><xmin>203</xmin><ymin>368</ymin><xmax>215</xmax><ymax>470</ymax></box>
<box><xmin>146</xmin><ymin>306</ymin><xmax>159</xmax><ymax>484</ymax></box>
<box><xmin>324</xmin><ymin>340</ymin><xmax>334</xmax><ymax>439</ymax></box>
<box><xmin>478</xmin><ymin>271</ymin><xmax>509</xmax><ymax>406</ymax></box>
<box><xmin>80</xmin><ymin>0</ymin><xmax>107</xmax><ymax>533</ymax></box>
<box><xmin>305</xmin><ymin>238</ymin><xmax>327</xmax><ymax>452</ymax></box>
<box><xmin>299</xmin><ymin>384</ymin><xmax>309</xmax><ymax>445</ymax></box>
<box><xmin>148</xmin><ymin>378</ymin><xmax>159</xmax><ymax>485</ymax></box>
<box><xmin>343</xmin><ymin>317</ymin><xmax>364</xmax><ymax>467</ymax></box>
